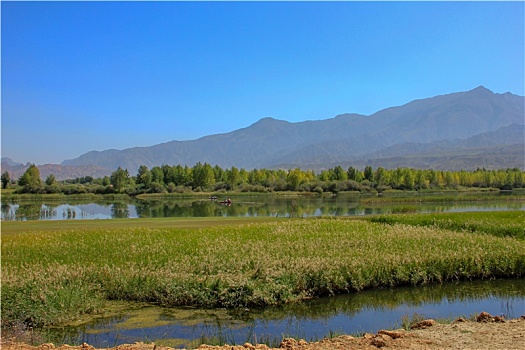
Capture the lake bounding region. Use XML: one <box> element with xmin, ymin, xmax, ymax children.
<box><xmin>49</xmin><ymin>278</ymin><xmax>525</xmax><ymax>349</ymax></box>
<box><xmin>2</xmin><ymin>192</ymin><xmax>524</xmax><ymax>221</ymax></box>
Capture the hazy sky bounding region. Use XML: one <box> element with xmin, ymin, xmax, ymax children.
<box><xmin>2</xmin><ymin>1</ymin><xmax>524</xmax><ymax>165</ymax></box>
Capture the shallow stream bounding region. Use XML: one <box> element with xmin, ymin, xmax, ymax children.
<box><xmin>50</xmin><ymin>279</ymin><xmax>525</xmax><ymax>349</ymax></box>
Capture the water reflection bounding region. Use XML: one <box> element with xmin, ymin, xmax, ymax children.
<box><xmin>2</xmin><ymin>194</ymin><xmax>524</xmax><ymax>221</ymax></box>
<box><xmin>48</xmin><ymin>279</ymin><xmax>525</xmax><ymax>348</ymax></box>
<box><xmin>111</xmin><ymin>202</ymin><xmax>131</xmax><ymax>219</ymax></box>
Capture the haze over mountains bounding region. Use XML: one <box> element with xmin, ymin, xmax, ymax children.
<box><xmin>3</xmin><ymin>86</ymin><xmax>524</xmax><ymax>180</ymax></box>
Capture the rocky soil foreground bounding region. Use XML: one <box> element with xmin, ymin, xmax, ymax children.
<box><xmin>3</xmin><ymin>313</ymin><xmax>525</xmax><ymax>350</ymax></box>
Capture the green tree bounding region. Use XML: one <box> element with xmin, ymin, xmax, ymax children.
<box><xmin>286</xmin><ymin>168</ymin><xmax>305</xmax><ymax>191</ymax></box>
<box><xmin>374</xmin><ymin>167</ymin><xmax>387</xmax><ymax>186</ymax></box>
<box><xmin>226</xmin><ymin>166</ymin><xmax>241</xmax><ymax>189</ymax></box>
<box><xmin>414</xmin><ymin>169</ymin><xmax>428</xmax><ymax>189</ymax></box>
<box><xmin>136</xmin><ymin>165</ymin><xmax>152</xmax><ymax>187</ymax></box>
<box><xmin>239</xmin><ymin>168</ymin><xmax>249</xmax><ymax>185</ymax></box>
<box><xmin>390</xmin><ymin>168</ymin><xmax>404</xmax><ymax>189</ymax></box>
<box><xmin>18</xmin><ymin>164</ymin><xmax>42</xmax><ymax>192</ymax></box>
<box><xmin>347</xmin><ymin>166</ymin><xmax>364</xmax><ymax>181</ymax></box>
<box><xmin>45</xmin><ymin>174</ymin><xmax>60</xmax><ymax>193</ymax></box>
<box><xmin>248</xmin><ymin>168</ymin><xmax>264</xmax><ymax>185</ymax></box>
<box><xmin>318</xmin><ymin>170</ymin><xmax>331</xmax><ymax>182</ymax></box>
<box><xmin>511</xmin><ymin>169</ymin><xmax>524</xmax><ymax>188</ymax></box>
<box><xmin>364</xmin><ymin>166</ymin><xmax>374</xmax><ymax>181</ymax></box>
<box><xmin>305</xmin><ymin>170</ymin><xmax>317</xmax><ymax>182</ymax></box>
<box><xmin>427</xmin><ymin>169</ymin><xmax>439</xmax><ymax>188</ymax></box>
<box><xmin>1</xmin><ymin>171</ymin><xmax>10</xmax><ymax>189</ymax></box>
<box><xmin>331</xmin><ymin>166</ymin><xmax>348</xmax><ymax>181</ymax></box>
<box><xmin>402</xmin><ymin>168</ymin><xmax>415</xmax><ymax>190</ymax></box>
<box><xmin>354</xmin><ymin>170</ymin><xmax>364</xmax><ymax>182</ymax></box>
<box><xmin>162</xmin><ymin>164</ymin><xmax>177</xmax><ymax>185</ymax></box>
<box><xmin>213</xmin><ymin>165</ymin><xmax>226</xmax><ymax>183</ymax></box>
<box><xmin>444</xmin><ymin>171</ymin><xmax>457</xmax><ymax>188</ymax></box>
<box><xmin>173</xmin><ymin>165</ymin><xmax>191</xmax><ymax>186</ymax></box>
<box><xmin>151</xmin><ymin>166</ymin><xmax>164</xmax><ymax>184</ymax></box>
<box><xmin>45</xmin><ymin>174</ymin><xmax>57</xmax><ymax>186</ymax></box>
<box><xmin>192</xmin><ymin>162</ymin><xmax>215</xmax><ymax>189</ymax></box>
<box><xmin>110</xmin><ymin>167</ymin><xmax>129</xmax><ymax>193</ymax></box>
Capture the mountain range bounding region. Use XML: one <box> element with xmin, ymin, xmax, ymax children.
<box><xmin>3</xmin><ymin>86</ymin><xmax>524</xmax><ymax>180</ymax></box>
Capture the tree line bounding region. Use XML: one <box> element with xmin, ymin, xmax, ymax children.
<box><xmin>3</xmin><ymin>163</ymin><xmax>525</xmax><ymax>195</ymax></box>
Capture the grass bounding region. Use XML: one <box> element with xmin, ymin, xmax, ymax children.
<box><xmin>1</xmin><ymin>192</ymin><xmax>131</xmax><ymax>202</ymax></box>
<box><xmin>2</xmin><ymin>212</ymin><xmax>524</xmax><ymax>333</ymax></box>
<box><xmin>0</xmin><ymin>216</ymin><xmax>282</xmax><ymax>234</ymax></box>
<box><xmin>368</xmin><ymin>211</ymin><xmax>525</xmax><ymax>239</ymax></box>
<box><xmin>361</xmin><ymin>191</ymin><xmax>525</xmax><ymax>204</ymax></box>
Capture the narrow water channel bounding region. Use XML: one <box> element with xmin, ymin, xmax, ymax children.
<box><xmin>49</xmin><ymin>279</ymin><xmax>525</xmax><ymax>349</ymax></box>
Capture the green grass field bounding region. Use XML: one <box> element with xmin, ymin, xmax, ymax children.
<box><xmin>2</xmin><ymin>211</ymin><xmax>524</xmax><ymax>331</ymax></box>
<box><xmin>368</xmin><ymin>211</ymin><xmax>525</xmax><ymax>239</ymax></box>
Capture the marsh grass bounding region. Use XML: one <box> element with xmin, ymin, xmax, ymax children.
<box><xmin>362</xmin><ymin>191</ymin><xmax>524</xmax><ymax>204</ymax></box>
<box><xmin>2</xmin><ymin>214</ymin><xmax>525</xmax><ymax>332</ymax></box>
<box><xmin>389</xmin><ymin>205</ymin><xmax>418</xmax><ymax>214</ymax></box>
<box><xmin>1</xmin><ymin>193</ymin><xmax>130</xmax><ymax>202</ymax></box>
<box><xmin>400</xmin><ymin>313</ymin><xmax>427</xmax><ymax>330</ymax></box>
<box><xmin>369</xmin><ymin>211</ymin><xmax>525</xmax><ymax>239</ymax></box>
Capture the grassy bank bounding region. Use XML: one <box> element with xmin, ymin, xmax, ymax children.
<box><xmin>2</xmin><ymin>212</ymin><xmax>524</xmax><ymax>331</ymax></box>
<box><xmin>361</xmin><ymin>190</ymin><xmax>525</xmax><ymax>204</ymax></box>
<box><xmin>4</xmin><ymin>188</ymin><xmax>524</xmax><ymax>203</ymax></box>
<box><xmin>1</xmin><ymin>192</ymin><xmax>131</xmax><ymax>202</ymax></box>
<box><xmin>368</xmin><ymin>211</ymin><xmax>525</xmax><ymax>239</ymax></box>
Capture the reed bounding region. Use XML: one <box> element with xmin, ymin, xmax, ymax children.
<box><xmin>369</xmin><ymin>211</ymin><xmax>525</xmax><ymax>239</ymax></box>
<box><xmin>2</xmin><ymin>214</ymin><xmax>524</xmax><ymax>330</ymax></box>
<box><xmin>361</xmin><ymin>191</ymin><xmax>525</xmax><ymax>204</ymax></box>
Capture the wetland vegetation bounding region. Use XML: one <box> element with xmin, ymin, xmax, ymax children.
<box><xmin>2</xmin><ymin>210</ymin><xmax>524</xmax><ymax>342</ymax></box>
<box><xmin>52</xmin><ymin>278</ymin><xmax>525</xmax><ymax>348</ymax></box>
<box><xmin>3</xmin><ymin>173</ymin><xmax>524</xmax><ymax>346</ymax></box>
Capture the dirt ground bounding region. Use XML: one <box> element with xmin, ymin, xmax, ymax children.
<box><xmin>2</xmin><ymin>313</ymin><xmax>524</xmax><ymax>350</ymax></box>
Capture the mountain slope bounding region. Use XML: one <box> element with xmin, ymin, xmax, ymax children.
<box><xmin>1</xmin><ymin>162</ymin><xmax>112</xmax><ymax>181</ymax></box>
<box><xmin>61</xmin><ymin>86</ymin><xmax>524</xmax><ymax>172</ymax></box>
<box><xmin>278</xmin><ymin>128</ymin><xmax>524</xmax><ymax>171</ymax></box>
<box><xmin>1</xmin><ymin>157</ymin><xmax>23</xmax><ymax>167</ymax></box>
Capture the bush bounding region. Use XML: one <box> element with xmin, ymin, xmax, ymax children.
<box><xmin>376</xmin><ymin>185</ymin><xmax>392</xmax><ymax>193</ymax></box>
<box><xmin>60</xmin><ymin>184</ymin><xmax>86</xmax><ymax>195</ymax></box>
<box><xmin>344</xmin><ymin>180</ymin><xmax>363</xmax><ymax>192</ymax></box>
<box><xmin>148</xmin><ymin>181</ymin><xmax>166</xmax><ymax>193</ymax></box>
<box><xmin>44</xmin><ymin>184</ymin><xmax>61</xmax><ymax>194</ymax></box>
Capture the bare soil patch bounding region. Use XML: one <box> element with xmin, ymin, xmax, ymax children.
<box><xmin>3</xmin><ymin>313</ymin><xmax>524</xmax><ymax>350</ymax></box>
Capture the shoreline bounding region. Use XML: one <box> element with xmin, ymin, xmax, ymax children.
<box><xmin>3</xmin><ymin>313</ymin><xmax>524</xmax><ymax>350</ymax></box>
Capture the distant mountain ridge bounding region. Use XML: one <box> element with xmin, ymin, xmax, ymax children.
<box><xmin>61</xmin><ymin>86</ymin><xmax>524</xmax><ymax>173</ymax></box>
<box><xmin>1</xmin><ymin>157</ymin><xmax>23</xmax><ymax>167</ymax></box>
<box><xmin>0</xmin><ymin>161</ymin><xmax>112</xmax><ymax>182</ymax></box>
<box><xmin>3</xmin><ymin>86</ymin><xmax>523</xmax><ymax>180</ymax></box>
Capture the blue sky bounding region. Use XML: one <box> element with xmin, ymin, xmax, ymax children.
<box><xmin>2</xmin><ymin>1</ymin><xmax>524</xmax><ymax>165</ymax></box>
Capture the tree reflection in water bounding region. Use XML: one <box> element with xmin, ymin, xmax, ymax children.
<box><xmin>111</xmin><ymin>202</ymin><xmax>130</xmax><ymax>219</ymax></box>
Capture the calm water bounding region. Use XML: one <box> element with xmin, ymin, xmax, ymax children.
<box><xmin>50</xmin><ymin>279</ymin><xmax>525</xmax><ymax>349</ymax></box>
<box><xmin>2</xmin><ymin>193</ymin><xmax>524</xmax><ymax>221</ymax></box>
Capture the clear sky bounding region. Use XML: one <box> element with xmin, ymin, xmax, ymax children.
<box><xmin>2</xmin><ymin>1</ymin><xmax>524</xmax><ymax>165</ymax></box>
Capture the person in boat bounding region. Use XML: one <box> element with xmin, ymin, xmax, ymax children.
<box><xmin>220</xmin><ymin>198</ymin><xmax>232</xmax><ymax>205</ymax></box>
